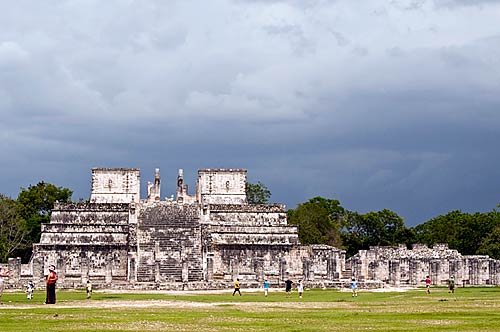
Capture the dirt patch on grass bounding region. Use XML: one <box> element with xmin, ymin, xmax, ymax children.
<box><xmin>3</xmin><ymin>299</ymin><xmax>356</xmax><ymax>311</ymax></box>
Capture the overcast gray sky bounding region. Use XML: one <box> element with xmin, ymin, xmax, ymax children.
<box><xmin>1</xmin><ymin>0</ymin><xmax>499</xmax><ymax>226</ymax></box>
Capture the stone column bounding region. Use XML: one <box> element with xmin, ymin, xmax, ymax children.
<box><xmin>206</xmin><ymin>256</ymin><xmax>214</xmax><ymax>282</ymax></box>
<box><xmin>468</xmin><ymin>260</ymin><xmax>479</xmax><ymax>285</ymax></box>
<box><xmin>303</xmin><ymin>259</ymin><xmax>311</xmax><ymax>281</ymax></box>
<box><xmin>389</xmin><ymin>260</ymin><xmax>400</xmax><ymax>286</ymax></box>
<box><xmin>490</xmin><ymin>260</ymin><xmax>499</xmax><ymax>285</ymax></box>
<box><xmin>280</xmin><ymin>258</ymin><xmax>287</xmax><ymax>281</ymax></box>
<box><xmin>182</xmin><ymin>260</ymin><xmax>189</xmax><ymax>283</ymax></box>
<box><xmin>80</xmin><ymin>257</ymin><xmax>90</xmax><ymax>285</ymax></box>
<box><xmin>430</xmin><ymin>261</ymin><xmax>440</xmax><ymax>285</ymax></box>
<box><xmin>253</xmin><ymin>258</ymin><xmax>263</xmax><ymax>282</ymax></box>
<box><xmin>155</xmin><ymin>260</ymin><xmax>161</xmax><ymax>283</ymax></box>
<box><xmin>128</xmin><ymin>257</ymin><xmax>136</xmax><ymax>283</ymax></box>
<box><xmin>105</xmin><ymin>255</ymin><xmax>113</xmax><ymax>284</ymax></box>
<box><xmin>231</xmin><ymin>257</ymin><xmax>239</xmax><ymax>280</ymax></box>
<box><xmin>409</xmin><ymin>260</ymin><xmax>417</xmax><ymax>285</ymax></box>
<box><xmin>7</xmin><ymin>257</ymin><xmax>21</xmax><ymax>287</ymax></box>
<box><xmin>327</xmin><ymin>257</ymin><xmax>336</xmax><ymax>280</ymax></box>
<box><xmin>449</xmin><ymin>260</ymin><xmax>461</xmax><ymax>284</ymax></box>
<box><xmin>57</xmin><ymin>258</ymin><xmax>66</xmax><ymax>287</ymax></box>
<box><xmin>32</xmin><ymin>257</ymin><xmax>45</xmax><ymax>288</ymax></box>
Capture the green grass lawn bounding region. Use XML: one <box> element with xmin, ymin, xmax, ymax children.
<box><xmin>1</xmin><ymin>287</ymin><xmax>499</xmax><ymax>331</ymax></box>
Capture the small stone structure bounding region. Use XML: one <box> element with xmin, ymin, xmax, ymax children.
<box><xmin>6</xmin><ymin>168</ymin><xmax>345</xmax><ymax>290</ymax></box>
<box><xmin>5</xmin><ymin>168</ymin><xmax>500</xmax><ymax>290</ymax></box>
<box><xmin>349</xmin><ymin>244</ymin><xmax>500</xmax><ymax>287</ymax></box>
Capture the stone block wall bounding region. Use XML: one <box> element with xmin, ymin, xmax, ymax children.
<box><xmin>91</xmin><ymin>168</ymin><xmax>140</xmax><ymax>203</ymax></box>
<box><xmin>204</xmin><ymin>201</ymin><xmax>344</xmax><ymax>287</ymax></box>
<box><xmin>136</xmin><ymin>203</ymin><xmax>203</xmax><ymax>282</ymax></box>
<box><xmin>6</xmin><ymin>167</ymin><xmax>350</xmax><ymax>290</ymax></box>
<box><xmin>206</xmin><ymin>204</ymin><xmax>288</xmax><ymax>226</ymax></box>
<box><xmin>349</xmin><ymin>244</ymin><xmax>500</xmax><ymax>286</ymax></box>
<box><xmin>26</xmin><ymin>203</ymin><xmax>131</xmax><ymax>288</ymax></box>
<box><xmin>196</xmin><ymin>169</ymin><xmax>247</xmax><ymax>204</ymax></box>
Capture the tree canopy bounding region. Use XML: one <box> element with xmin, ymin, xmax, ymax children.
<box><xmin>246</xmin><ymin>181</ymin><xmax>271</xmax><ymax>204</ymax></box>
<box><xmin>341</xmin><ymin>209</ymin><xmax>412</xmax><ymax>257</ymax></box>
<box><xmin>414</xmin><ymin>208</ymin><xmax>500</xmax><ymax>259</ymax></box>
<box><xmin>288</xmin><ymin>196</ymin><xmax>499</xmax><ymax>259</ymax></box>
<box><xmin>0</xmin><ymin>195</ymin><xmax>28</xmax><ymax>262</ymax></box>
<box><xmin>287</xmin><ymin>197</ymin><xmax>345</xmax><ymax>247</ymax></box>
<box><xmin>13</xmin><ymin>182</ymin><xmax>72</xmax><ymax>262</ymax></box>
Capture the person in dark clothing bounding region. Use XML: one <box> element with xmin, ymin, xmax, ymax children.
<box><xmin>285</xmin><ymin>279</ymin><xmax>293</xmax><ymax>298</ymax></box>
<box><xmin>45</xmin><ymin>265</ymin><xmax>58</xmax><ymax>304</ymax></box>
<box><xmin>448</xmin><ymin>276</ymin><xmax>455</xmax><ymax>294</ymax></box>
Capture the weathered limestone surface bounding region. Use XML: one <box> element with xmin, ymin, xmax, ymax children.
<box><xmin>349</xmin><ymin>244</ymin><xmax>500</xmax><ymax>286</ymax></box>
<box><xmin>28</xmin><ymin>203</ymin><xmax>130</xmax><ymax>287</ymax></box>
<box><xmin>196</xmin><ymin>169</ymin><xmax>247</xmax><ymax>204</ymax></box>
<box><xmin>7</xmin><ymin>168</ymin><xmax>345</xmax><ymax>290</ymax></box>
<box><xmin>135</xmin><ymin>203</ymin><xmax>203</xmax><ymax>283</ymax></box>
<box><xmin>90</xmin><ymin>168</ymin><xmax>140</xmax><ymax>203</ymax></box>
<box><xmin>6</xmin><ymin>168</ymin><xmax>500</xmax><ymax>290</ymax></box>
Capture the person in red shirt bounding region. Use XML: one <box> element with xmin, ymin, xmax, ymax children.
<box><xmin>425</xmin><ymin>276</ymin><xmax>431</xmax><ymax>294</ymax></box>
<box><xmin>45</xmin><ymin>265</ymin><xmax>58</xmax><ymax>304</ymax></box>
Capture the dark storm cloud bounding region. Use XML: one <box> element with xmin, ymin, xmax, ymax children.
<box><xmin>0</xmin><ymin>0</ymin><xmax>499</xmax><ymax>225</ymax></box>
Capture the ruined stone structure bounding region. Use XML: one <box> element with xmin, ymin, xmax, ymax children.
<box><xmin>5</xmin><ymin>167</ymin><xmax>500</xmax><ymax>290</ymax></box>
<box><xmin>349</xmin><ymin>244</ymin><xmax>500</xmax><ymax>287</ymax></box>
<box><xmin>7</xmin><ymin>168</ymin><xmax>345</xmax><ymax>290</ymax></box>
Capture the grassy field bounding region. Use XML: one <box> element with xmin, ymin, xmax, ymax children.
<box><xmin>1</xmin><ymin>287</ymin><xmax>499</xmax><ymax>331</ymax></box>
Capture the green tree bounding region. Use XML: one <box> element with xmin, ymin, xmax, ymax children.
<box><xmin>246</xmin><ymin>181</ymin><xmax>271</xmax><ymax>204</ymax></box>
<box><xmin>16</xmin><ymin>182</ymin><xmax>72</xmax><ymax>261</ymax></box>
<box><xmin>341</xmin><ymin>209</ymin><xmax>409</xmax><ymax>257</ymax></box>
<box><xmin>0</xmin><ymin>195</ymin><xmax>28</xmax><ymax>262</ymax></box>
<box><xmin>413</xmin><ymin>207</ymin><xmax>500</xmax><ymax>257</ymax></box>
<box><xmin>413</xmin><ymin>210</ymin><xmax>462</xmax><ymax>249</ymax></box>
<box><xmin>288</xmin><ymin>197</ymin><xmax>345</xmax><ymax>247</ymax></box>
<box><xmin>478</xmin><ymin>225</ymin><xmax>500</xmax><ymax>260</ymax></box>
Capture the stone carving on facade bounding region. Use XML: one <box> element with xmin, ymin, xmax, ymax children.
<box><xmin>4</xmin><ymin>168</ymin><xmax>499</xmax><ymax>290</ymax></box>
<box><xmin>6</xmin><ymin>168</ymin><xmax>345</xmax><ymax>290</ymax></box>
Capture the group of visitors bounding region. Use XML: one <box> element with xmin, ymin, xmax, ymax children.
<box><xmin>2</xmin><ymin>263</ymin><xmax>459</xmax><ymax>304</ymax></box>
<box><xmin>425</xmin><ymin>275</ymin><xmax>455</xmax><ymax>294</ymax></box>
<box><xmin>0</xmin><ymin>264</ymin><xmax>93</xmax><ymax>305</ymax></box>
<box><xmin>233</xmin><ymin>278</ymin><xmax>304</xmax><ymax>298</ymax></box>
<box><xmin>284</xmin><ymin>279</ymin><xmax>304</xmax><ymax>298</ymax></box>
<box><xmin>0</xmin><ymin>265</ymin><xmax>48</xmax><ymax>304</ymax></box>
<box><xmin>232</xmin><ymin>276</ymin><xmax>457</xmax><ymax>298</ymax></box>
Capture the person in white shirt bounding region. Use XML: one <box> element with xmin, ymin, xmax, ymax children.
<box><xmin>297</xmin><ymin>280</ymin><xmax>304</xmax><ymax>298</ymax></box>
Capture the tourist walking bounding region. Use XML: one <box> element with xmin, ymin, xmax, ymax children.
<box><xmin>26</xmin><ymin>281</ymin><xmax>35</xmax><ymax>300</ymax></box>
<box><xmin>45</xmin><ymin>265</ymin><xmax>58</xmax><ymax>304</ymax></box>
<box><xmin>425</xmin><ymin>276</ymin><xmax>431</xmax><ymax>294</ymax></box>
<box><xmin>232</xmin><ymin>278</ymin><xmax>241</xmax><ymax>296</ymax></box>
<box><xmin>297</xmin><ymin>280</ymin><xmax>304</xmax><ymax>298</ymax></box>
<box><xmin>448</xmin><ymin>276</ymin><xmax>455</xmax><ymax>293</ymax></box>
<box><xmin>285</xmin><ymin>279</ymin><xmax>293</xmax><ymax>298</ymax></box>
<box><xmin>86</xmin><ymin>280</ymin><xmax>92</xmax><ymax>299</ymax></box>
<box><xmin>351</xmin><ymin>277</ymin><xmax>358</xmax><ymax>297</ymax></box>
<box><xmin>263</xmin><ymin>279</ymin><xmax>269</xmax><ymax>297</ymax></box>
